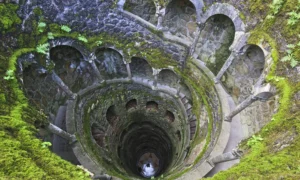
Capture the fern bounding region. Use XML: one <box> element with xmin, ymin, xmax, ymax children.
<box><xmin>61</xmin><ymin>25</ymin><xmax>71</xmax><ymax>32</ymax></box>
<box><xmin>38</xmin><ymin>22</ymin><xmax>46</xmax><ymax>32</ymax></box>
<box><xmin>47</xmin><ymin>32</ymin><xmax>54</xmax><ymax>39</ymax></box>
<box><xmin>290</xmin><ymin>59</ymin><xmax>298</xmax><ymax>68</ymax></box>
<box><xmin>3</xmin><ymin>70</ymin><xmax>14</xmax><ymax>80</ymax></box>
<box><xmin>78</xmin><ymin>34</ymin><xmax>88</xmax><ymax>43</ymax></box>
<box><xmin>247</xmin><ymin>135</ymin><xmax>263</xmax><ymax>147</ymax></box>
<box><xmin>287</xmin><ymin>11</ymin><xmax>300</xmax><ymax>25</ymax></box>
<box><xmin>96</xmin><ymin>40</ymin><xmax>103</xmax><ymax>46</ymax></box>
<box><xmin>36</xmin><ymin>43</ymin><xmax>50</xmax><ymax>55</ymax></box>
<box><xmin>41</xmin><ymin>142</ymin><xmax>52</xmax><ymax>148</ymax></box>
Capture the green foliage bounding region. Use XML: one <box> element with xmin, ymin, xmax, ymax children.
<box><xmin>38</xmin><ymin>22</ymin><xmax>46</xmax><ymax>32</ymax></box>
<box><xmin>47</xmin><ymin>32</ymin><xmax>54</xmax><ymax>39</ymax></box>
<box><xmin>0</xmin><ymin>4</ymin><xmax>22</xmax><ymax>32</ymax></box>
<box><xmin>61</xmin><ymin>25</ymin><xmax>72</xmax><ymax>32</ymax></box>
<box><xmin>36</xmin><ymin>43</ymin><xmax>49</xmax><ymax>55</ymax></box>
<box><xmin>287</xmin><ymin>11</ymin><xmax>300</xmax><ymax>25</ymax></box>
<box><xmin>96</xmin><ymin>40</ymin><xmax>103</xmax><ymax>46</ymax></box>
<box><xmin>269</xmin><ymin>0</ymin><xmax>285</xmax><ymax>15</ymax></box>
<box><xmin>41</xmin><ymin>141</ymin><xmax>52</xmax><ymax>148</ymax></box>
<box><xmin>247</xmin><ymin>135</ymin><xmax>264</xmax><ymax>147</ymax></box>
<box><xmin>78</xmin><ymin>34</ymin><xmax>88</xmax><ymax>43</ymax></box>
<box><xmin>3</xmin><ymin>70</ymin><xmax>14</xmax><ymax>80</ymax></box>
<box><xmin>281</xmin><ymin>44</ymin><xmax>299</xmax><ymax>68</ymax></box>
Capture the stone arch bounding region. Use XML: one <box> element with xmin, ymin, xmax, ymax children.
<box><xmin>146</xmin><ymin>101</ymin><xmax>159</xmax><ymax>111</ymax></box>
<box><xmin>201</xmin><ymin>3</ymin><xmax>245</xmax><ymax>32</ymax></box>
<box><xmin>49</xmin><ymin>37</ymin><xmax>90</xmax><ymax>58</ymax></box>
<box><xmin>165</xmin><ymin>110</ymin><xmax>175</xmax><ymax>122</ymax></box>
<box><xmin>50</xmin><ymin>45</ymin><xmax>95</xmax><ymax>92</ymax></box>
<box><xmin>95</xmin><ymin>48</ymin><xmax>127</xmax><ymax>79</ymax></box>
<box><xmin>223</xmin><ymin>44</ymin><xmax>265</xmax><ymax>103</ymax></box>
<box><xmin>157</xmin><ymin>69</ymin><xmax>179</xmax><ymax>89</ymax></box>
<box><xmin>126</xmin><ymin>99</ymin><xmax>138</xmax><ymax>110</ymax></box>
<box><xmin>195</xmin><ymin>14</ymin><xmax>235</xmax><ymax>74</ymax></box>
<box><xmin>162</xmin><ymin>0</ymin><xmax>197</xmax><ymax>41</ymax></box>
<box><xmin>124</xmin><ymin>0</ymin><xmax>157</xmax><ymax>25</ymax></box>
<box><xmin>106</xmin><ymin>105</ymin><xmax>119</xmax><ymax>126</ymax></box>
<box><xmin>22</xmin><ymin>61</ymin><xmax>60</xmax><ymax>113</ymax></box>
<box><xmin>91</xmin><ymin>123</ymin><xmax>106</xmax><ymax>147</ymax></box>
<box><xmin>130</xmin><ymin>57</ymin><xmax>153</xmax><ymax>78</ymax></box>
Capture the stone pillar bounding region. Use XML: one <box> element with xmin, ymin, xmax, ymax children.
<box><xmin>156</xmin><ymin>7</ymin><xmax>165</xmax><ymax>30</ymax></box>
<box><xmin>207</xmin><ymin>149</ymin><xmax>242</xmax><ymax>166</ymax></box>
<box><xmin>88</xmin><ymin>53</ymin><xmax>102</xmax><ymax>81</ymax></box>
<box><xmin>214</xmin><ymin>32</ymin><xmax>249</xmax><ymax>83</ymax></box>
<box><xmin>117</xmin><ymin>0</ymin><xmax>126</xmax><ymax>10</ymax></box>
<box><xmin>126</xmin><ymin>63</ymin><xmax>132</xmax><ymax>79</ymax></box>
<box><xmin>51</xmin><ymin>72</ymin><xmax>75</xmax><ymax>98</ymax></box>
<box><xmin>47</xmin><ymin>123</ymin><xmax>77</xmax><ymax>143</ymax></box>
<box><xmin>224</xmin><ymin>95</ymin><xmax>257</xmax><ymax>122</ymax></box>
<box><xmin>214</xmin><ymin>52</ymin><xmax>238</xmax><ymax>83</ymax></box>
<box><xmin>189</xmin><ymin>22</ymin><xmax>205</xmax><ymax>57</ymax></box>
<box><xmin>153</xmin><ymin>69</ymin><xmax>160</xmax><ymax>88</ymax></box>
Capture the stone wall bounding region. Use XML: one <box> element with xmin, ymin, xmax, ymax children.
<box><xmin>195</xmin><ymin>15</ymin><xmax>235</xmax><ymax>75</ymax></box>
<box><xmin>162</xmin><ymin>0</ymin><xmax>197</xmax><ymax>42</ymax></box>
<box><xmin>124</xmin><ymin>0</ymin><xmax>157</xmax><ymax>25</ymax></box>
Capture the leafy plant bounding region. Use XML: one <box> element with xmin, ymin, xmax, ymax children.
<box><xmin>96</xmin><ymin>40</ymin><xmax>103</xmax><ymax>46</ymax></box>
<box><xmin>47</xmin><ymin>32</ymin><xmax>54</xmax><ymax>39</ymax></box>
<box><xmin>3</xmin><ymin>70</ymin><xmax>14</xmax><ymax>80</ymax></box>
<box><xmin>36</xmin><ymin>43</ymin><xmax>50</xmax><ymax>55</ymax></box>
<box><xmin>287</xmin><ymin>11</ymin><xmax>300</xmax><ymax>25</ymax></box>
<box><xmin>247</xmin><ymin>135</ymin><xmax>263</xmax><ymax>147</ymax></box>
<box><xmin>41</xmin><ymin>142</ymin><xmax>52</xmax><ymax>148</ymax></box>
<box><xmin>38</xmin><ymin>22</ymin><xmax>46</xmax><ymax>32</ymax></box>
<box><xmin>78</xmin><ymin>34</ymin><xmax>88</xmax><ymax>43</ymax></box>
<box><xmin>61</xmin><ymin>25</ymin><xmax>71</xmax><ymax>32</ymax></box>
<box><xmin>281</xmin><ymin>44</ymin><xmax>299</xmax><ymax>68</ymax></box>
<box><xmin>269</xmin><ymin>0</ymin><xmax>284</xmax><ymax>15</ymax></box>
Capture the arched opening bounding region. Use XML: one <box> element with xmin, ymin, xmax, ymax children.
<box><xmin>163</xmin><ymin>0</ymin><xmax>197</xmax><ymax>41</ymax></box>
<box><xmin>95</xmin><ymin>48</ymin><xmax>127</xmax><ymax>79</ymax></box>
<box><xmin>195</xmin><ymin>14</ymin><xmax>235</xmax><ymax>74</ymax></box>
<box><xmin>165</xmin><ymin>110</ymin><xmax>175</xmax><ymax>122</ymax></box>
<box><xmin>130</xmin><ymin>57</ymin><xmax>153</xmax><ymax>78</ymax></box>
<box><xmin>124</xmin><ymin>0</ymin><xmax>157</xmax><ymax>25</ymax></box>
<box><xmin>22</xmin><ymin>62</ymin><xmax>65</xmax><ymax>115</ymax></box>
<box><xmin>50</xmin><ymin>45</ymin><xmax>94</xmax><ymax>92</ymax></box>
<box><xmin>223</xmin><ymin>45</ymin><xmax>265</xmax><ymax>103</ymax></box>
<box><xmin>106</xmin><ymin>105</ymin><xmax>119</xmax><ymax>126</ymax></box>
<box><xmin>157</xmin><ymin>69</ymin><xmax>179</xmax><ymax>89</ymax></box>
<box><xmin>146</xmin><ymin>101</ymin><xmax>159</xmax><ymax>111</ymax></box>
<box><xmin>126</xmin><ymin>99</ymin><xmax>138</xmax><ymax>110</ymax></box>
<box><xmin>91</xmin><ymin>124</ymin><xmax>106</xmax><ymax>147</ymax></box>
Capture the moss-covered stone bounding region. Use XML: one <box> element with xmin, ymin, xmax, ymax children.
<box><xmin>0</xmin><ymin>4</ymin><xmax>21</xmax><ymax>33</ymax></box>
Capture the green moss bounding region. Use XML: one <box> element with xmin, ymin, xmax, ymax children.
<box><xmin>239</xmin><ymin>12</ymin><xmax>246</xmax><ymax>22</ymax></box>
<box><xmin>33</xmin><ymin>7</ymin><xmax>43</xmax><ymax>16</ymax></box>
<box><xmin>0</xmin><ymin>4</ymin><xmax>21</xmax><ymax>33</ymax></box>
<box><xmin>0</xmin><ymin>47</ymin><xmax>90</xmax><ymax>179</ymax></box>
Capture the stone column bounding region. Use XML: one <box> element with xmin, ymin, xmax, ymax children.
<box><xmin>224</xmin><ymin>95</ymin><xmax>257</xmax><ymax>122</ymax></box>
<box><xmin>152</xmin><ymin>69</ymin><xmax>160</xmax><ymax>88</ymax></box>
<box><xmin>47</xmin><ymin>123</ymin><xmax>77</xmax><ymax>143</ymax></box>
<box><xmin>126</xmin><ymin>63</ymin><xmax>132</xmax><ymax>79</ymax></box>
<box><xmin>51</xmin><ymin>72</ymin><xmax>75</xmax><ymax>98</ymax></box>
<box><xmin>88</xmin><ymin>53</ymin><xmax>102</xmax><ymax>81</ymax></box>
<box><xmin>207</xmin><ymin>149</ymin><xmax>242</xmax><ymax>166</ymax></box>
<box><xmin>214</xmin><ymin>52</ymin><xmax>238</xmax><ymax>83</ymax></box>
<box><xmin>156</xmin><ymin>7</ymin><xmax>165</xmax><ymax>30</ymax></box>
<box><xmin>189</xmin><ymin>22</ymin><xmax>205</xmax><ymax>57</ymax></box>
